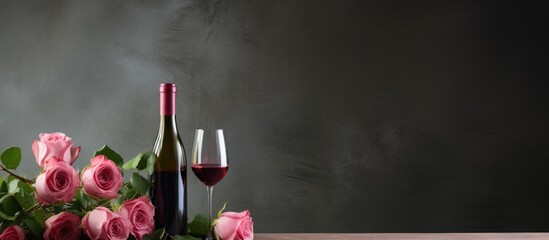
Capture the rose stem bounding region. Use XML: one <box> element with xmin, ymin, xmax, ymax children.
<box><xmin>0</xmin><ymin>166</ymin><xmax>35</xmax><ymax>184</ymax></box>
<box><xmin>20</xmin><ymin>204</ymin><xmax>41</xmax><ymax>216</ymax></box>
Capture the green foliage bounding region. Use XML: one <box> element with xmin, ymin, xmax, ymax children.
<box><xmin>143</xmin><ymin>227</ymin><xmax>165</xmax><ymax>240</ymax></box>
<box><xmin>146</xmin><ymin>152</ymin><xmax>156</xmax><ymax>175</ymax></box>
<box><xmin>32</xmin><ymin>209</ymin><xmax>47</xmax><ymax>227</ymax></box>
<box><xmin>217</xmin><ymin>202</ymin><xmax>228</xmax><ymax>218</ymax></box>
<box><xmin>122</xmin><ymin>153</ymin><xmax>143</xmax><ymax>170</ymax></box>
<box><xmin>0</xmin><ymin>193</ymin><xmax>22</xmax><ymax>220</ymax></box>
<box><xmin>188</xmin><ymin>214</ymin><xmax>209</xmax><ymax>238</ymax></box>
<box><xmin>23</xmin><ymin>216</ymin><xmax>44</xmax><ymax>239</ymax></box>
<box><xmin>173</xmin><ymin>235</ymin><xmax>201</xmax><ymax>240</ymax></box>
<box><xmin>11</xmin><ymin>180</ymin><xmax>35</xmax><ymax>209</ymax></box>
<box><xmin>73</xmin><ymin>188</ymin><xmax>88</xmax><ymax>211</ymax></box>
<box><xmin>130</xmin><ymin>173</ymin><xmax>151</xmax><ymax>195</ymax></box>
<box><xmin>123</xmin><ymin>151</ymin><xmax>156</xmax><ymax>172</ymax></box>
<box><xmin>1</xmin><ymin>147</ymin><xmax>22</xmax><ymax>170</ymax></box>
<box><xmin>8</xmin><ymin>179</ymin><xmax>20</xmax><ymax>193</ymax></box>
<box><xmin>94</xmin><ymin>145</ymin><xmax>124</xmax><ymax>167</ymax></box>
<box><xmin>120</xmin><ymin>183</ymin><xmax>139</xmax><ymax>200</ymax></box>
<box><xmin>0</xmin><ymin>177</ymin><xmax>6</xmax><ymax>192</ymax></box>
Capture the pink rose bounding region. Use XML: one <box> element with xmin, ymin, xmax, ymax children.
<box><xmin>81</xmin><ymin>155</ymin><xmax>123</xmax><ymax>199</ymax></box>
<box><xmin>32</xmin><ymin>132</ymin><xmax>81</xmax><ymax>167</ymax></box>
<box><xmin>44</xmin><ymin>212</ymin><xmax>82</xmax><ymax>240</ymax></box>
<box><xmin>82</xmin><ymin>207</ymin><xmax>131</xmax><ymax>240</ymax></box>
<box><xmin>35</xmin><ymin>157</ymin><xmax>80</xmax><ymax>205</ymax></box>
<box><xmin>118</xmin><ymin>196</ymin><xmax>155</xmax><ymax>240</ymax></box>
<box><xmin>0</xmin><ymin>225</ymin><xmax>26</xmax><ymax>240</ymax></box>
<box><xmin>215</xmin><ymin>210</ymin><xmax>254</xmax><ymax>240</ymax></box>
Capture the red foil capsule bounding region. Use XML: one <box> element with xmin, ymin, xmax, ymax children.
<box><xmin>159</xmin><ymin>83</ymin><xmax>176</xmax><ymax>115</ymax></box>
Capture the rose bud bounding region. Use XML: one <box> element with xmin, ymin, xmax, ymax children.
<box><xmin>214</xmin><ymin>210</ymin><xmax>254</xmax><ymax>240</ymax></box>
<box><xmin>81</xmin><ymin>155</ymin><xmax>123</xmax><ymax>199</ymax></box>
<box><xmin>44</xmin><ymin>212</ymin><xmax>82</xmax><ymax>240</ymax></box>
<box><xmin>35</xmin><ymin>157</ymin><xmax>80</xmax><ymax>205</ymax></box>
<box><xmin>82</xmin><ymin>207</ymin><xmax>131</xmax><ymax>240</ymax></box>
<box><xmin>118</xmin><ymin>196</ymin><xmax>155</xmax><ymax>240</ymax></box>
<box><xmin>0</xmin><ymin>225</ymin><xmax>26</xmax><ymax>240</ymax></box>
<box><xmin>32</xmin><ymin>132</ymin><xmax>81</xmax><ymax>167</ymax></box>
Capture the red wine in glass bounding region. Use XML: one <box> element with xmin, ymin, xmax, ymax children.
<box><xmin>192</xmin><ymin>164</ymin><xmax>229</xmax><ymax>186</ymax></box>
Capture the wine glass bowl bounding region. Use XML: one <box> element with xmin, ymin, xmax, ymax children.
<box><xmin>191</xmin><ymin>129</ymin><xmax>229</xmax><ymax>186</ymax></box>
<box><xmin>191</xmin><ymin>129</ymin><xmax>228</xmax><ymax>240</ymax></box>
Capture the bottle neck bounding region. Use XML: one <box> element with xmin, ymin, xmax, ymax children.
<box><xmin>158</xmin><ymin>115</ymin><xmax>178</xmax><ymax>133</ymax></box>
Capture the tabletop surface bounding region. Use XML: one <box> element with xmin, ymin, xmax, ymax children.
<box><xmin>255</xmin><ymin>233</ymin><xmax>549</xmax><ymax>239</ymax></box>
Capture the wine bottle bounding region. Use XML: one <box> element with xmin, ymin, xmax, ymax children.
<box><xmin>150</xmin><ymin>83</ymin><xmax>188</xmax><ymax>236</ymax></box>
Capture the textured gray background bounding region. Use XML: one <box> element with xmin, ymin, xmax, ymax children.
<box><xmin>1</xmin><ymin>0</ymin><xmax>549</xmax><ymax>233</ymax></box>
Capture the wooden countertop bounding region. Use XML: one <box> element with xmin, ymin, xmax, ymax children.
<box><xmin>255</xmin><ymin>233</ymin><xmax>549</xmax><ymax>239</ymax></box>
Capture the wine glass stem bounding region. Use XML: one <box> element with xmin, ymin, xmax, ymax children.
<box><xmin>207</xmin><ymin>186</ymin><xmax>214</xmax><ymax>240</ymax></box>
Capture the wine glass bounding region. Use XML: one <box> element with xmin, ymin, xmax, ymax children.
<box><xmin>191</xmin><ymin>129</ymin><xmax>229</xmax><ymax>240</ymax></box>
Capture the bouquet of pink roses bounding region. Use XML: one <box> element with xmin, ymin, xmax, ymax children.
<box><xmin>0</xmin><ymin>133</ymin><xmax>253</xmax><ymax>240</ymax></box>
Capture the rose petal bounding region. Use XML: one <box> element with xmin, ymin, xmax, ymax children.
<box><xmin>35</xmin><ymin>173</ymin><xmax>57</xmax><ymax>204</ymax></box>
<box><xmin>32</xmin><ymin>140</ymin><xmax>49</xmax><ymax>167</ymax></box>
<box><xmin>221</xmin><ymin>210</ymin><xmax>250</xmax><ymax>219</ymax></box>
<box><xmin>43</xmin><ymin>139</ymin><xmax>70</xmax><ymax>159</ymax></box>
<box><xmin>215</xmin><ymin>216</ymin><xmax>241</xmax><ymax>240</ymax></box>
<box><xmin>71</xmin><ymin>146</ymin><xmax>81</xmax><ymax>165</ymax></box>
<box><xmin>83</xmin><ymin>207</ymin><xmax>110</xmax><ymax>239</ymax></box>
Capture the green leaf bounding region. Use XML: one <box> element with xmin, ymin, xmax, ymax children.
<box><xmin>0</xmin><ymin>194</ymin><xmax>22</xmax><ymax>219</ymax></box>
<box><xmin>13</xmin><ymin>180</ymin><xmax>35</xmax><ymax>209</ymax></box>
<box><xmin>0</xmin><ymin>194</ymin><xmax>14</xmax><ymax>220</ymax></box>
<box><xmin>143</xmin><ymin>228</ymin><xmax>165</xmax><ymax>240</ymax></box>
<box><xmin>0</xmin><ymin>177</ymin><xmax>6</xmax><ymax>193</ymax></box>
<box><xmin>1</xmin><ymin>147</ymin><xmax>22</xmax><ymax>170</ymax></box>
<box><xmin>124</xmin><ymin>188</ymin><xmax>138</xmax><ymax>200</ymax></box>
<box><xmin>118</xmin><ymin>183</ymin><xmax>138</xmax><ymax>201</ymax></box>
<box><xmin>80</xmin><ymin>192</ymin><xmax>102</xmax><ymax>211</ymax></box>
<box><xmin>8</xmin><ymin>179</ymin><xmax>20</xmax><ymax>194</ymax></box>
<box><xmin>0</xmin><ymin>209</ymin><xmax>18</xmax><ymax>221</ymax></box>
<box><xmin>94</xmin><ymin>145</ymin><xmax>124</xmax><ymax>167</ymax></box>
<box><xmin>110</xmin><ymin>197</ymin><xmax>123</xmax><ymax>211</ymax></box>
<box><xmin>0</xmin><ymin>221</ymin><xmax>8</xmax><ymax>232</ymax></box>
<box><xmin>124</xmin><ymin>151</ymin><xmax>156</xmax><ymax>172</ymax></box>
<box><xmin>130</xmin><ymin>173</ymin><xmax>151</xmax><ymax>195</ymax></box>
<box><xmin>173</xmin><ymin>235</ymin><xmax>201</xmax><ymax>240</ymax></box>
<box><xmin>32</xmin><ymin>209</ymin><xmax>47</xmax><ymax>227</ymax></box>
<box><xmin>76</xmin><ymin>189</ymin><xmax>88</xmax><ymax>210</ymax></box>
<box><xmin>123</xmin><ymin>153</ymin><xmax>143</xmax><ymax>170</ymax></box>
<box><xmin>23</xmin><ymin>216</ymin><xmax>44</xmax><ymax>236</ymax></box>
<box><xmin>52</xmin><ymin>204</ymin><xmax>64</xmax><ymax>212</ymax></box>
<box><xmin>18</xmin><ymin>180</ymin><xmax>33</xmax><ymax>194</ymax></box>
<box><xmin>188</xmin><ymin>214</ymin><xmax>209</xmax><ymax>237</ymax></box>
<box><xmin>0</xmin><ymin>194</ymin><xmax>7</xmax><ymax>204</ymax></box>
<box><xmin>13</xmin><ymin>194</ymin><xmax>34</xmax><ymax>210</ymax></box>
<box><xmin>217</xmin><ymin>202</ymin><xmax>228</xmax><ymax>218</ymax></box>
<box><xmin>146</xmin><ymin>152</ymin><xmax>157</xmax><ymax>175</ymax></box>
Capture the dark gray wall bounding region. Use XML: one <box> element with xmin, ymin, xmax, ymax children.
<box><xmin>1</xmin><ymin>0</ymin><xmax>549</xmax><ymax>233</ymax></box>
